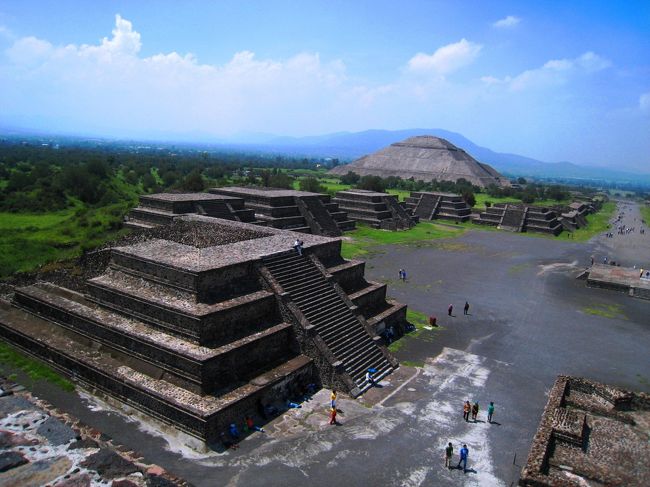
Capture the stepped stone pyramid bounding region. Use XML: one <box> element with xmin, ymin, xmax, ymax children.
<box><xmin>474</xmin><ymin>203</ymin><xmax>563</xmax><ymax>235</ymax></box>
<box><xmin>332</xmin><ymin>189</ymin><xmax>418</xmax><ymax>230</ymax></box>
<box><xmin>0</xmin><ymin>216</ymin><xmax>405</xmax><ymax>443</ymax></box>
<box><xmin>404</xmin><ymin>191</ymin><xmax>472</xmax><ymax>222</ymax></box>
<box><xmin>210</xmin><ymin>187</ymin><xmax>356</xmax><ymax>236</ymax></box>
<box><xmin>125</xmin><ymin>192</ymin><xmax>257</xmax><ymax>229</ymax></box>
<box><xmin>329</xmin><ymin>135</ymin><xmax>507</xmax><ymax>188</ymax></box>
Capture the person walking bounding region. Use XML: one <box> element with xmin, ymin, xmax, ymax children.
<box><xmin>448</xmin><ymin>304</ymin><xmax>454</xmax><ymax>317</ymax></box>
<box><xmin>463</xmin><ymin>401</ymin><xmax>471</xmax><ymax>422</ymax></box>
<box><xmin>487</xmin><ymin>401</ymin><xmax>495</xmax><ymax>423</ymax></box>
<box><xmin>457</xmin><ymin>444</ymin><xmax>469</xmax><ymax>472</ymax></box>
<box><xmin>444</xmin><ymin>442</ymin><xmax>453</xmax><ymax>468</ymax></box>
<box><xmin>471</xmin><ymin>401</ymin><xmax>479</xmax><ymax>422</ymax></box>
<box><xmin>330</xmin><ymin>390</ymin><xmax>337</xmax><ymax>409</ymax></box>
<box><xmin>463</xmin><ymin>301</ymin><xmax>470</xmax><ymax>315</ymax></box>
<box><xmin>329</xmin><ymin>406</ymin><xmax>337</xmax><ymax>425</ymax></box>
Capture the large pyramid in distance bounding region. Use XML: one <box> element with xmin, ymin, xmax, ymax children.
<box><xmin>330</xmin><ymin>135</ymin><xmax>507</xmax><ymax>188</ymax></box>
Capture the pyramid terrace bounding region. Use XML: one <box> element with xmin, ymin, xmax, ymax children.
<box><xmin>0</xmin><ymin>216</ymin><xmax>406</xmax><ymax>443</ymax></box>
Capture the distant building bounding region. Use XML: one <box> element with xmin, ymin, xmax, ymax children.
<box><xmin>329</xmin><ymin>135</ymin><xmax>508</xmax><ymax>188</ymax></box>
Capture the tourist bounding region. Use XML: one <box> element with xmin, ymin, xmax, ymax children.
<box><xmin>229</xmin><ymin>423</ymin><xmax>240</xmax><ymax>441</ymax></box>
<box><xmin>329</xmin><ymin>406</ymin><xmax>337</xmax><ymax>425</ymax></box>
<box><xmin>429</xmin><ymin>315</ymin><xmax>437</xmax><ymax>327</ymax></box>
<box><xmin>220</xmin><ymin>431</ymin><xmax>238</xmax><ymax>450</ymax></box>
<box><xmin>330</xmin><ymin>390</ymin><xmax>337</xmax><ymax>409</ymax></box>
<box><xmin>487</xmin><ymin>401</ymin><xmax>495</xmax><ymax>423</ymax></box>
<box><xmin>365</xmin><ymin>368</ymin><xmax>376</xmax><ymax>386</ymax></box>
<box><xmin>463</xmin><ymin>401</ymin><xmax>471</xmax><ymax>422</ymax></box>
<box><xmin>471</xmin><ymin>401</ymin><xmax>479</xmax><ymax>422</ymax></box>
<box><xmin>245</xmin><ymin>415</ymin><xmax>264</xmax><ymax>432</ymax></box>
<box><xmin>457</xmin><ymin>444</ymin><xmax>469</xmax><ymax>473</ymax></box>
<box><xmin>463</xmin><ymin>301</ymin><xmax>470</xmax><ymax>315</ymax></box>
<box><xmin>448</xmin><ymin>304</ymin><xmax>454</xmax><ymax>317</ymax></box>
<box><xmin>444</xmin><ymin>442</ymin><xmax>454</xmax><ymax>468</ymax></box>
<box><xmin>293</xmin><ymin>238</ymin><xmax>303</xmax><ymax>256</ymax></box>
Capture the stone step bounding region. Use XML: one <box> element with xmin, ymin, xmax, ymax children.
<box><xmin>0</xmin><ymin>299</ymin><xmax>315</xmax><ymax>443</ymax></box>
<box><xmin>12</xmin><ymin>283</ymin><xmax>295</xmax><ymax>395</ymax></box>
<box><xmin>86</xmin><ymin>270</ymin><xmax>278</xmax><ymax>347</ymax></box>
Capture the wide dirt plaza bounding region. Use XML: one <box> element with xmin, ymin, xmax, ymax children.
<box><xmin>13</xmin><ymin>201</ymin><xmax>650</xmax><ymax>487</ymax></box>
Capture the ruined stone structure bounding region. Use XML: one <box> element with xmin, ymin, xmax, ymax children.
<box><xmin>332</xmin><ymin>189</ymin><xmax>417</xmax><ymax>230</ymax></box>
<box><xmin>0</xmin><ymin>217</ymin><xmax>404</xmax><ymax>443</ymax></box>
<box><xmin>583</xmin><ymin>263</ymin><xmax>650</xmax><ymax>300</ymax></box>
<box><xmin>209</xmin><ymin>187</ymin><xmax>355</xmax><ymax>236</ymax></box>
<box><xmin>404</xmin><ymin>191</ymin><xmax>471</xmax><ymax>222</ymax></box>
<box><xmin>473</xmin><ymin>203</ymin><xmax>563</xmax><ymax>235</ymax></box>
<box><xmin>125</xmin><ymin>193</ymin><xmax>257</xmax><ymax>229</ymax></box>
<box><xmin>329</xmin><ymin>135</ymin><xmax>508</xmax><ymax>188</ymax></box>
<box><xmin>558</xmin><ymin>202</ymin><xmax>592</xmax><ymax>232</ymax></box>
<box><xmin>520</xmin><ymin>375</ymin><xmax>650</xmax><ymax>486</ymax></box>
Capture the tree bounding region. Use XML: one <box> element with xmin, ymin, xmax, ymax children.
<box><xmin>340</xmin><ymin>171</ymin><xmax>360</xmax><ymax>185</ymax></box>
<box><xmin>299</xmin><ymin>176</ymin><xmax>324</xmax><ymax>193</ymax></box>
<box><xmin>461</xmin><ymin>190</ymin><xmax>476</xmax><ymax>208</ymax></box>
<box><xmin>180</xmin><ymin>170</ymin><xmax>205</xmax><ymax>191</ymax></box>
<box><xmin>517</xmin><ymin>177</ymin><xmax>527</xmax><ymax>185</ymax></box>
<box><xmin>269</xmin><ymin>172</ymin><xmax>294</xmax><ymax>189</ymax></box>
<box><xmin>357</xmin><ymin>175</ymin><xmax>386</xmax><ymax>193</ymax></box>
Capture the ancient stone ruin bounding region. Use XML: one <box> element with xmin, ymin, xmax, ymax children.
<box><xmin>209</xmin><ymin>186</ymin><xmax>356</xmax><ymax>237</ymax></box>
<box><xmin>520</xmin><ymin>375</ymin><xmax>650</xmax><ymax>486</ymax></box>
<box><xmin>558</xmin><ymin>201</ymin><xmax>593</xmax><ymax>232</ymax></box>
<box><xmin>583</xmin><ymin>263</ymin><xmax>650</xmax><ymax>300</ymax></box>
<box><xmin>329</xmin><ymin>135</ymin><xmax>508</xmax><ymax>188</ymax></box>
<box><xmin>125</xmin><ymin>192</ymin><xmax>257</xmax><ymax>229</ymax></box>
<box><xmin>0</xmin><ymin>216</ymin><xmax>406</xmax><ymax>443</ymax></box>
<box><xmin>473</xmin><ymin>203</ymin><xmax>563</xmax><ymax>235</ymax></box>
<box><xmin>332</xmin><ymin>189</ymin><xmax>418</xmax><ymax>230</ymax></box>
<box><xmin>404</xmin><ymin>191</ymin><xmax>472</xmax><ymax>222</ymax></box>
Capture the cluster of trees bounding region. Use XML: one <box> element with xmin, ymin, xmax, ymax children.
<box><xmin>0</xmin><ymin>142</ymin><xmax>327</xmax><ymax>212</ymax></box>
<box><xmin>485</xmin><ymin>182</ymin><xmax>569</xmax><ymax>204</ymax></box>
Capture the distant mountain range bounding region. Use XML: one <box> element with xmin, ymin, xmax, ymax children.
<box><xmin>231</xmin><ymin>128</ymin><xmax>650</xmax><ymax>184</ymax></box>
<box><xmin>3</xmin><ymin>126</ymin><xmax>649</xmax><ymax>185</ymax></box>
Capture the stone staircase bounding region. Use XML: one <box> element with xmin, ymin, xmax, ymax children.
<box><xmin>296</xmin><ymin>196</ymin><xmax>342</xmax><ymax>237</ymax></box>
<box><xmin>261</xmin><ymin>252</ymin><xmax>395</xmax><ymax>393</ymax></box>
<box><xmin>381</xmin><ymin>196</ymin><xmax>417</xmax><ymax>230</ymax></box>
<box><xmin>499</xmin><ymin>204</ymin><xmax>525</xmax><ymax>232</ymax></box>
<box><xmin>413</xmin><ymin>193</ymin><xmax>440</xmax><ymax>220</ymax></box>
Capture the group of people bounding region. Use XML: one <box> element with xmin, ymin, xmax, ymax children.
<box><xmin>447</xmin><ymin>401</ymin><xmax>496</xmax><ymax>472</ymax></box>
<box><xmin>293</xmin><ymin>238</ymin><xmax>305</xmax><ymax>255</ymax></box>
<box><xmin>447</xmin><ymin>301</ymin><xmax>470</xmax><ymax>317</ymax></box>
<box><xmin>398</xmin><ymin>268</ymin><xmax>407</xmax><ymax>281</ymax></box>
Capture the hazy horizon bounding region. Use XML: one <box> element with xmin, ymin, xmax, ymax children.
<box><xmin>1</xmin><ymin>1</ymin><xmax>648</xmax><ymax>171</ymax></box>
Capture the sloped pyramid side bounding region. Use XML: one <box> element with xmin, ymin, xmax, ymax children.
<box><xmin>330</xmin><ymin>135</ymin><xmax>507</xmax><ymax>188</ymax></box>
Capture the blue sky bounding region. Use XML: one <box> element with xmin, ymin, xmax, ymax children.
<box><xmin>0</xmin><ymin>1</ymin><xmax>648</xmax><ymax>170</ymax></box>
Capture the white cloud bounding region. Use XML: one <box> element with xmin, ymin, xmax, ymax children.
<box><xmin>484</xmin><ymin>51</ymin><xmax>611</xmax><ymax>91</ymax></box>
<box><xmin>6</xmin><ymin>36</ymin><xmax>52</xmax><ymax>65</ymax></box>
<box><xmin>407</xmin><ymin>38</ymin><xmax>482</xmax><ymax>75</ymax></box>
<box><xmin>0</xmin><ymin>15</ymin><xmax>349</xmax><ymax>135</ymax></box>
<box><xmin>640</xmin><ymin>92</ymin><xmax>650</xmax><ymax>112</ymax></box>
<box><xmin>492</xmin><ymin>16</ymin><xmax>521</xmax><ymax>28</ymax></box>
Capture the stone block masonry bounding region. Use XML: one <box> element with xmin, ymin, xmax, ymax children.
<box><xmin>0</xmin><ymin>215</ymin><xmax>405</xmax><ymax>443</ymax></box>
<box><xmin>520</xmin><ymin>375</ymin><xmax>650</xmax><ymax>486</ymax></box>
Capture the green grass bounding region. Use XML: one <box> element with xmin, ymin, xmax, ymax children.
<box><xmin>0</xmin><ymin>340</ymin><xmax>75</xmax><ymax>391</ymax></box>
<box><xmin>388</xmin><ymin>308</ymin><xmax>441</xmax><ymax>359</ymax></box>
<box><xmin>581</xmin><ymin>303</ymin><xmax>627</xmax><ymax>320</ymax></box>
<box><xmin>640</xmin><ymin>204</ymin><xmax>650</xmax><ymax>225</ymax></box>
<box><xmin>341</xmin><ymin>221</ymin><xmax>464</xmax><ymax>259</ymax></box>
<box><xmin>0</xmin><ymin>201</ymin><xmax>132</xmax><ymax>278</ymax></box>
<box><xmin>473</xmin><ymin>193</ymin><xmax>569</xmax><ymax>211</ymax></box>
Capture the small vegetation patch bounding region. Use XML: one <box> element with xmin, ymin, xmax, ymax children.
<box><xmin>388</xmin><ymin>309</ymin><xmax>441</xmax><ymax>355</ymax></box>
<box><xmin>581</xmin><ymin>302</ymin><xmax>627</xmax><ymax>320</ymax></box>
<box><xmin>0</xmin><ymin>340</ymin><xmax>75</xmax><ymax>391</ymax></box>
<box><xmin>341</xmin><ymin>222</ymin><xmax>464</xmax><ymax>259</ymax></box>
